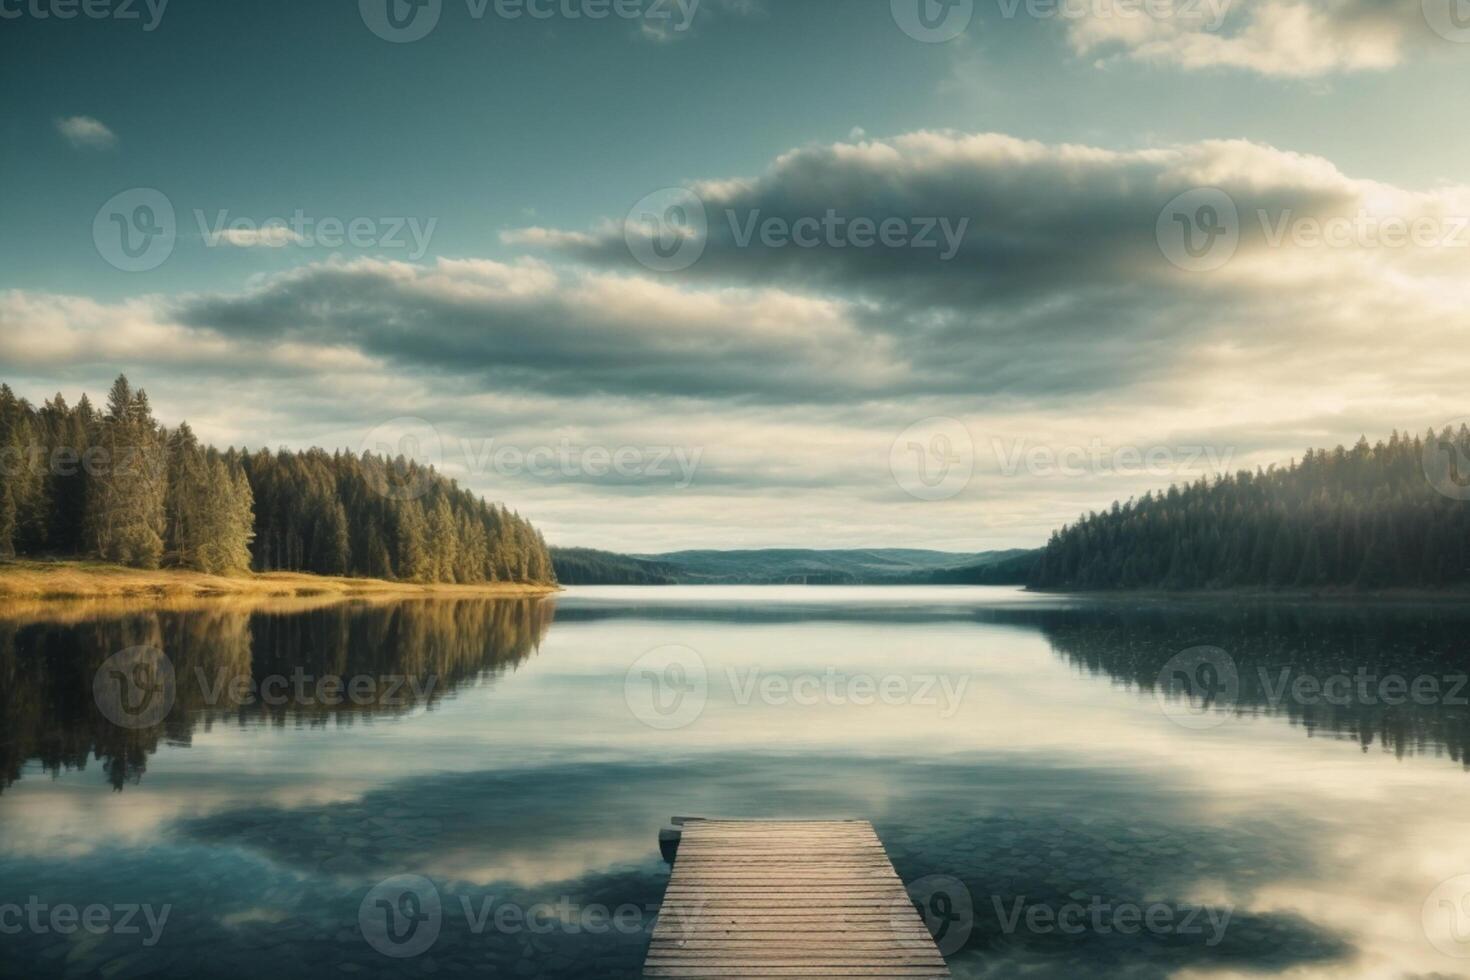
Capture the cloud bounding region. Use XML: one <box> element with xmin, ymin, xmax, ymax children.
<box><xmin>499</xmin><ymin>226</ymin><xmax>600</xmax><ymax>249</ymax></box>
<box><xmin>170</xmin><ymin>256</ymin><xmax>905</xmax><ymax>402</ymax></box>
<box><xmin>55</xmin><ymin>115</ymin><xmax>117</xmax><ymax>149</ymax></box>
<box><xmin>18</xmin><ymin>130</ymin><xmax>1470</xmax><ymax>415</ymax></box>
<box><xmin>519</xmin><ymin>131</ymin><xmax>1368</xmax><ymax>304</ymax></box>
<box><xmin>20</xmin><ymin>133</ymin><xmax>1470</xmax><ymax>412</ymax></box>
<box><xmin>636</xmin><ymin>0</ymin><xmax>762</xmax><ymax>42</ymax></box>
<box><xmin>207</xmin><ymin>226</ymin><xmax>307</xmax><ymax>248</ymax></box>
<box><xmin>0</xmin><ymin>291</ymin><xmax>237</xmax><ymax>369</ymax></box>
<box><xmin>6</xmin><ymin>130</ymin><xmax>1470</xmax><ymax>550</ymax></box>
<box><xmin>513</xmin><ymin>131</ymin><xmax>1470</xmax><ymax>394</ymax></box>
<box><xmin>1059</xmin><ymin>0</ymin><xmax>1426</xmax><ymax>77</ymax></box>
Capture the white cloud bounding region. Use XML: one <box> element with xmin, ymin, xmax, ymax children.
<box><xmin>208</xmin><ymin>226</ymin><xmax>307</xmax><ymax>248</ymax></box>
<box><xmin>1062</xmin><ymin>0</ymin><xmax>1422</xmax><ymax>77</ymax></box>
<box><xmin>55</xmin><ymin>115</ymin><xmax>117</xmax><ymax>149</ymax></box>
<box><xmin>499</xmin><ymin>226</ymin><xmax>601</xmax><ymax>249</ymax></box>
<box><xmin>636</xmin><ymin>0</ymin><xmax>762</xmax><ymax>41</ymax></box>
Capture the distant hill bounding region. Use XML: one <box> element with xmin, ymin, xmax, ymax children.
<box><xmin>550</xmin><ymin>548</ymin><xmax>678</xmax><ymax>585</ymax></box>
<box><xmin>552</xmin><ymin>547</ymin><xmax>1035</xmax><ymax>585</ymax></box>
<box><xmin>559</xmin><ymin>429</ymin><xmax>1470</xmax><ymax>593</ymax></box>
<box><xmin>919</xmin><ymin>550</ymin><xmax>1040</xmax><ymax>585</ymax></box>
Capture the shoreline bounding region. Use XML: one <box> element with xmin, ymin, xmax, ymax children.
<box><xmin>559</xmin><ymin>580</ymin><xmax>1470</xmax><ymax>603</ymax></box>
<box><xmin>1023</xmin><ymin>585</ymin><xmax>1470</xmax><ymax>603</ymax></box>
<box><xmin>0</xmin><ymin>559</ymin><xmax>560</xmax><ymax>603</ymax></box>
<box><xmin>6</xmin><ymin>561</ymin><xmax>1458</xmax><ymax>606</ymax></box>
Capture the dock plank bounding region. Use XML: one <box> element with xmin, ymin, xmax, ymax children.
<box><xmin>643</xmin><ymin>819</ymin><xmax>950</xmax><ymax>979</ymax></box>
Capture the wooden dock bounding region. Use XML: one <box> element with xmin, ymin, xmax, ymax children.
<box><xmin>644</xmin><ymin>818</ymin><xmax>951</xmax><ymax>978</ymax></box>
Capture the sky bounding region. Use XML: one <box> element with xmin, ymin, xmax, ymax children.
<box><xmin>3</xmin><ymin>0</ymin><xmax>1470</xmax><ymax>553</ymax></box>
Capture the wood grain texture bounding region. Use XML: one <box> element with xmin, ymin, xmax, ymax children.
<box><xmin>644</xmin><ymin>819</ymin><xmax>950</xmax><ymax>979</ymax></box>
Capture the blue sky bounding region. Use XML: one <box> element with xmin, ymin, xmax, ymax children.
<box><xmin>4</xmin><ymin>0</ymin><xmax>1470</xmax><ymax>551</ymax></box>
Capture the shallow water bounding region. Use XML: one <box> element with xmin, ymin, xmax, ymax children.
<box><xmin>2</xmin><ymin>586</ymin><xmax>1470</xmax><ymax>978</ymax></box>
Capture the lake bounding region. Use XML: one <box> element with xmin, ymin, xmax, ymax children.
<box><xmin>3</xmin><ymin>586</ymin><xmax>1470</xmax><ymax>978</ymax></box>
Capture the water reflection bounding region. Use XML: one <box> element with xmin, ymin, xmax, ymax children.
<box><xmin>0</xmin><ymin>597</ymin><xmax>553</xmax><ymax>792</ymax></box>
<box><xmin>989</xmin><ymin>600</ymin><xmax>1470</xmax><ymax>767</ymax></box>
<box><xmin>0</xmin><ymin>757</ymin><xmax>1353</xmax><ymax>979</ymax></box>
<box><xmin>2</xmin><ymin>587</ymin><xmax>1469</xmax><ymax>979</ymax></box>
<box><xmin>560</xmin><ymin>589</ymin><xmax>1470</xmax><ymax>768</ymax></box>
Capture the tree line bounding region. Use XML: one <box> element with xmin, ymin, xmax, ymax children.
<box><xmin>0</xmin><ymin>376</ymin><xmax>554</xmax><ymax>584</ymax></box>
<box><xmin>1030</xmin><ymin>428</ymin><xmax>1470</xmax><ymax>591</ymax></box>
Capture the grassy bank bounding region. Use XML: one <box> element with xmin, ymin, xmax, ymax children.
<box><xmin>0</xmin><ymin>559</ymin><xmax>560</xmax><ymax>602</ymax></box>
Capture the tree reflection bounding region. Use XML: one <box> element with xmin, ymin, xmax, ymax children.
<box><xmin>0</xmin><ymin>598</ymin><xmax>554</xmax><ymax>792</ymax></box>
<box><xmin>1003</xmin><ymin>601</ymin><xmax>1470</xmax><ymax>766</ymax></box>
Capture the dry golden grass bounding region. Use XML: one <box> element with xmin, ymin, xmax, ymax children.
<box><xmin>0</xmin><ymin>559</ymin><xmax>559</xmax><ymax>603</ymax></box>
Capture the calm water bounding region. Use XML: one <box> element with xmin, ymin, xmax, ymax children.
<box><xmin>3</xmin><ymin>586</ymin><xmax>1470</xmax><ymax>978</ymax></box>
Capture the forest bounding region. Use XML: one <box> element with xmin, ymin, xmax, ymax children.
<box><xmin>0</xmin><ymin>377</ymin><xmax>555</xmax><ymax>584</ymax></box>
<box><xmin>1030</xmin><ymin>428</ymin><xmax>1470</xmax><ymax>591</ymax></box>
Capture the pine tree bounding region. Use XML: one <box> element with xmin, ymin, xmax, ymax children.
<box><xmin>86</xmin><ymin>377</ymin><xmax>166</xmax><ymax>567</ymax></box>
<box><xmin>0</xmin><ymin>376</ymin><xmax>556</xmax><ymax>584</ymax></box>
<box><xmin>1030</xmin><ymin>429</ymin><xmax>1470</xmax><ymax>592</ymax></box>
<box><xmin>1295</xmin><ymin>531</ymin><xmax>1325</xmax><ymax>588</ymax></box>
<box><xmin>0</xmin><ymin>483</ymin><xmax>16</xmax><ymax>559</ymax></box>
<box><xmin>312</xmin><ymin>499</ymin><xmax>351</xmax><ymax>576</ymax></box>
<box><xmin>395</xmin><ymin>501</ymin><xmax>433</xmax><ymax>582</ymax></box>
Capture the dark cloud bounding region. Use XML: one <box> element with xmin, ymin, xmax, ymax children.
<box><xmin>172</xmin><ymin>258</ymin><xmax>914</xmax><ymax>403</ymax></box>
<box><xmin>523</xmin><ymin>132</ymin><xmax>1356</xmax><ymax>306</ymax></box>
